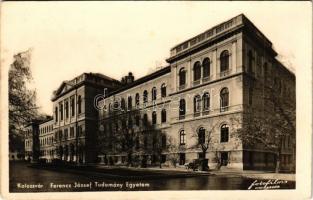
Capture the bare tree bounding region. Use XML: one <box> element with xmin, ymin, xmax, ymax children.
<box><xmin>234</xmin><ymin>74</ymin><xmax>295</xmax><ymax>173</ymax></box>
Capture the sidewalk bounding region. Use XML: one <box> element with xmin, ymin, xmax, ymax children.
<box><xmin>208</xmin><ymin>169</ymin><xmax>295</xmax><ymax>181</ymax></box>
<box><xmin>95</xmin><ymin>165</ymin><xmax>295</xmax><ymax>181</ymax></box>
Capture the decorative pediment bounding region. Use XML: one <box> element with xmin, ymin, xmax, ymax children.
<box><xmin>54</xmin><ymin>81</ymin><xmax>72</xmax><ymax>97</ymax></box>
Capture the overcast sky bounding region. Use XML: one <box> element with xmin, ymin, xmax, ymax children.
<box><xmin>1</xmin><ymin>1</ymin><xmax>311</xmax><ymax>115</ymax></box>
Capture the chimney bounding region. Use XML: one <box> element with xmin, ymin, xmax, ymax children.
<box><xmin>126</xmin><ymin>72</ymin><xmax>134</xmax><ymax>84</ymax></box>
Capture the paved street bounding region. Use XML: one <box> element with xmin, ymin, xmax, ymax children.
<box><xmin>9</xmin><ymin>162</ymin><xmax>295</xmax><ymax>192</ymax></box>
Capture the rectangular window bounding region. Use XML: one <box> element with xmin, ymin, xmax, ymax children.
<box><xmin>71</xmin><ymin>97</ymin><xmax>75</xmax><ymax>116</ymax></box>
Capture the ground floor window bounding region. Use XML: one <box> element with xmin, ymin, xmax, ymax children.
<box><xmin>220</xmin><ymin>152</ymin><xmax>228</xmax><ymax>166</ymax></box>
<box><xmin>161</xmin><ymin>155</ymin><xmax>166</xmax><ymax>163</ymax></box>
<box><xmin>179</xmin><ymin>153</ymin><xmax>186</xmax><ymax>165</ymax></box>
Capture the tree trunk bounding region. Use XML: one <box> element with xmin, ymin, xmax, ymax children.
<box><xmin>275</xmin><ymin>153</ymin><xmax>280</xmax><ymax>173</ymax></box>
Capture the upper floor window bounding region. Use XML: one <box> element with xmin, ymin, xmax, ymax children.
<box><xmin>161</xmin><ymin>83</ymin><xmax>167</xmax><ymax>97</ymax></box>
<box><xmin>248</xmin><ymin>50</ymin><xmax>254</xmax><ymax>73</ymax></box>
<box><xmin>135</xmin><ymin>93</ymin><xmax>140</xmax><ymax>107</ymax></box>
<box><xmin>220</xmin><ymin>50</ymin><xmax>229</xmax><ymax>72</ymax></box>
<box><xmin>152</xmin><ymin>87</ymin><xmax>157</xmax><ymax>101</ymax></box>
<box><xmin>179</xmin><ymin>99</ymin><xmax>186</xmax><ymax>119</ymax></box>
<box><xmin>193</xmin><ymin>95</ymin><xmax>201</xmax><ymax>114</ymax></box>
<box><xmin>143</xmin><ymin>90</ymin><xmax>148</xmax><ymax>103</ymax></box>
<box><xmin>202</xmin><ymin>92</ymin><xmax>210</xmax><ymax>111</ymax></box>
<box><xmin>78</xmin><ymin>95</ymin><xmax>82</xmax><ymax>114</ymax></box>
<box><xmin>152</xmin><ymin>111</ymin><xmax>157</xmax><ymax>125</ymax></box>
<box><xmin>71</xmin><ymin>97</ymin><xmax>75</xmax><ymax>116</ymax></box>
<box><xmin>220</xmin><ymin>87</ymin><xmax>229</xmax><ymax>112</ymax></box>
<box><xmin>60</xmin><ymin>103</ymin><xmax>64</xmax><ymax>120</ymax></box>
<box><xmin>220</xmin><ymin>124</ymin><xmax>229</xmax><ymax>143</ymax></box>
<box><xmin>161</xmin><ymin>109</ymin><xmax>167</xmax><ymax>123</ymax></box>
<box><xmin>128</xmin><ymin>96</ymin><xmax>132</xmax><ymax>110</ymax></box>
<box><xmin>121</xmin><ymin>98</ymin><xmax>126</xmax><ymax>111</ymax></box>
<box><xmin>198</xmin><ymin>127</ymin><xmax>205</xmax><ymax>144</ymax></box>
<box><xmin>55</xmin><ymin>107</ymin><xmax>58</xmax><ymax>122</ymax></box>
<box><xmin>65</xmin><ymin>101</ymin><xmax>69</xmax><ymax>119</ymax></box>
<box><xmin>179</xmin><ymin>68</ymin><xmax>186</xmax><ymax>87</ymax></box>
<box><xmin>180</xmin><ymin>130</ymin><xmax>186</xmax><ymax>145</ymax></box>
<box><xmin>202</xmin><ymin>57</ymin><xmax>210</xmax><ymax>78</ymax></box>
<box><xmin>193</xmin><ymin>61</ymin><xmax>201</xmax><ymax>81</ymax></box>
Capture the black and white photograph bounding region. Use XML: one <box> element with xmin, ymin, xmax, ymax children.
<box><xmin>0</xmin><ymin>1</ymin><xmax>312</xmax><ymax>200</ymax></box>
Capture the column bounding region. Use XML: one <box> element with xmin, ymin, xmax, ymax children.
<box><xmin>232</xmin><ymin>40</ymin><xmax>237</xmax><ymax>73</ymax></box>
<box><xmin>212</xmin><ymin>49</ymin><xmax>217</xmax><ymax>80</ymax></box>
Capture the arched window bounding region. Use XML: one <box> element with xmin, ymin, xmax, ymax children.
<box><xmin>161</xmin><ymin>109</ymin><xmax>167</xmax><ymax>123</ymax></box>
<box><xmin>220</xmin><ymin>124</ymin><xmax>229</xmax><ymax>143</ymax></box>
<box><xmin>78</xmin><ymin>95</ymin><xmax>82</xmax><ymax>114</ymax></box>
<box><xmin>202</xmin><ymin>57</ymin><xmax>210</xmax><ymax>78</ymax></box>
<box><xmin>179</xmin><ymin>130</ymin><xmax>186</xmax><ymax>145</ymax></box>
<box><xmin>161</xmin><ymin>83</ymin><xmax>167</xmax><ymax>97</ymax></box>
<box><xmin>152</xmin><ymin>87</ymin><xmax>157</xmax><ymax>101</ymax></box>
<box><xmin>198</xmin><ymin>127</ymin><xmax>205</xmax><ymax>144</ymax></box>
<box><xmin>248</xmin><ymin>50</ymin><xmax>254</xmax><ymax>73</ymax></box>
<box><xmin>179</xmin><ymin>68</ymin><xmax>186</xmax><ymax>87</ymax></box>
<box><xmin>220</xmin><ymin>50</ymin><xmax>229</xmax><ymax>72</ymax></box>
<box><xmin>135</xmin><ymin>93</ymin><xmax>140</xmax><ymax>107</ymax></box>
<box><xmin>179</xmin><ymin>99</ymin><xmax>186</xmax><ymax>119</ymax></box>
<box><xmin>143</xmin><ymin>90</ymin><xmax>148</xmax><ymax>103</ymax></box>
<box><xmin>193</xmin><ymin>95</ymin><xmax>201</xmax><ymax>115</ymax></box>
<box><xmin>128</xmin><ymin>96</ymin><xmax>132</xmax><ymax>110</ymax></box>
<box><xmin>193</xmin><ymin>61</ymin><xmax>201</xmax><ymax>82</ymax></box>
<box><xmin>152</xmin><ymin>111</ymin><xmax>157</xmax><ymax>125</ymax></box>
<box><xmin>220</xmin><ymin>87</ymin><xmax>229</xmax><ymax>112</ymax></box>
<box><xmin>121</xmin><ymin>98</ymin><xmax>126</xmax><ymax>111</ymax></box>
<box><xmin>202</xmin><ymin>92</ymin><xmax>210</xmax><ymax>112</ymax></box>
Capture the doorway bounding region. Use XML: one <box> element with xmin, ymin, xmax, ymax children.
<box><xmin>220</xmin><ymin>152</ymin><xmax>228</xmax><ymax>166</ymax></box>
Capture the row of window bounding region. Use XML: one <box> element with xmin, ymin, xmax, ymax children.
<box><xmin>54</xmin><ymin>125</ymin><xmax>84</xmax><ymax>142</ymax></box>
<box><xmin>102</xmin><ymin>109</ymin><xmax>167</xmax><ymax>134</ymax></box>
<box><xmin>55</xmin><ymin>95</ymin><xmax>82</xmax><ymax>122</ymax></box>
<box><xmin>40</xmin><ymin>124</ymin><xmax>53</xmax><ymax>134</ymax></box>
<box><xmin>40</xmin><ymin>136</ymin><xmax>54</xmax><ymax>146</ymax></box>
<box><xmin>40</xmin><ymin>149</ymin><xmax>54</xmax><ymax>157</ymax></box>
<box><xmin>108</xmin><ymin>84</ymin><xmax>167</xmax><ymax>112</ymax></box>
<box><xmin>179</xmin><ymin>124</ymin><xmax>229</xmax><ymax>145</ymax></box>
<box><xmin>179</xmin><ymin>50</ymin><xmax>230</xmax><ymax>88</ymax></box>
<box><xmin>179</xmin><ymin>87</ymin><xmax>229</xmax><ymax>119</ymax></box>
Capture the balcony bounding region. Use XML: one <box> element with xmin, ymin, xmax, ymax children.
<box><xmin>193</xmin><ymin>80</ymin><xmax>201</xmax><ymax>87</ymax></box>
<box><xmin>193</xmin><ymin>111</ymin><xmax>201</xmax><ymax>117</ymax></box>
<box><xmin>178</xmin><ymin>84</ymin><xmax>186</xmax><ymax>91</ymax></box>
<box><xmin>172</xmin><ymin>104</ymin><xmax>243</xmax><ymax>123</ymax></box>
<box><xmin>218</xmin><ymin>70</ymin><xmax>231</xmax><ymax>78</ymax></box>
<box><xmin>202</xmin><ymin>76</ymin><xmax>212</xmax><ymax>83</ymax></box>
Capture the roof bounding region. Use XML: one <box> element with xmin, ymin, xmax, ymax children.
<box><xmin>107</xmin><ymin>66</ymin><xmax>171</xmax><ymax>97</ymax></box>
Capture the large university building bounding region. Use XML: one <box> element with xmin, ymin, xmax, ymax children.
<box><xmin>25</xmin><ymin>14</ymin><xmax>295</xmax><ymax>171</ymax></box>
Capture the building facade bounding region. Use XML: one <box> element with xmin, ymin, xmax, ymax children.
<box><xmin>24</xmin><ymin>14</ymin><xmax>295</xmax><ymax>171</ymax></box>
<box><xmin>97</xmin><ymin>14</ymin><xmax>295</xmax><ymax>171</ymax></box>
<box><xmin>51</xmin><ymin>72</ymin><xmax>121</xmax><ymax>164</ymax></box>
<box><xmin>38</xmin><ymin>118</ymin><xmax>54</xmax><ymax>163</ymax></box>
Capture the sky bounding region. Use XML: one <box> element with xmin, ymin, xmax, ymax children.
<box><xmin>1</xmin><ymin>1</ymin><xmax>311</xmax><ymax>115</ymax></box>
